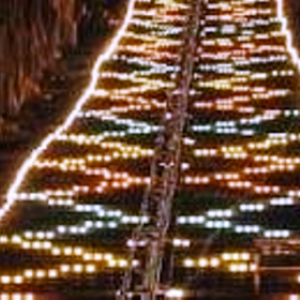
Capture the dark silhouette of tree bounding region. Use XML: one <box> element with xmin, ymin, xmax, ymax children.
<box><xmin>0</xmin><ymin>0</ymin><xmax>106</xmax><ymax>134</ymax></box>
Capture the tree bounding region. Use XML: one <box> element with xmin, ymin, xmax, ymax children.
<box><xmin>0</xmin><ymin>0</ymin><xmax>99</xmax><ymax>136</ymax></box>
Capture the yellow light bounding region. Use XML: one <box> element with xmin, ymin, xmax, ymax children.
<box><xmin>108</xmin><ymin>260</ymin><xmax>117</xmax><ymax>268</ymax></box>
<box><xmin>250</xmin><ymin>264</ymin><xmax>257</xmax><ymax>272</ymax></box>
<box><xmin>232</xmin><ymin>253</ymin><xmax>240</xmax><ymax>261</ymax></box>
<box><xmin>61</xmin><ymin>265</ymin><xmax>70</xmax><ymax>273</ymax></box>
<box><xmin>13</xmin><ymin>276</ymin><xmax>23</xmax><ymax>284</ymax></box>
<box><xmin>74</xmin><ymin>247</ymin><xmax>83</xmax><ymax>256</ymax></box>
<box><xmin>184</xmin><ymin>259</ymin><xmax>194</xmax><ymax>268</ymax></box>
<box><xmin>84</xmin><ymin>253</ymin><xmax>93</xmax><ymax>261</ymax></box>
<box><xmin>119</xmin><ymin>259</ymin><xmax>128</xmax><ymax>268</ymax></box>
<box><xmin>43</xmin><ymin>241</ymin><xmax>51</xmax><ymax>249</ymax></box>
<box><xmin>22</xmin><ymin>241</ymin><xmax>31</xmax><ymax>249</ymax></box>
<box><xmin>166</xmin><ymin>288</ymin><xmax>184</xmax><ymax>298</ymax></box>
<box><xmin>48</xmin><ymin>269</ymin><xmax>58</xmax><ymax>278</ymax></box>
<box><xmin>36</xmin><ymin>270</ymin><xmax>46</xmax><ymax>278</ymax></box>
<box><xmin>33</xmin><ymin>241</ymin><xmax>41</xmax><ymax>249</ymax></box>
<box><xmin>229</xmin><ymin>264</ymin><xmax>239</xmax><ymax>273</ymax></box>
<box><xmin>52</xmin><ymin>248</ymin><xmax>61</xmax><ymax>255</ymax></box>
<box><xmin>241</xmin><ymin>253</ymin><xmax>250</xmax><ymax>261</ymax></box>
<box><xmin>210</xmin><ymin>258</ymin><xmax>220</xmax><ymax>268</ymax></box>
<box><xmin>239</xmin><ymin>264</ymin><xmax>248</xmax><ymax>273</ymax></box>
<box><xmin>64</xmin><ymin>247</ymin><xmax>72</xmax><ymax>255</ymax></box>
<box><xmin>74</xmin><ymin>264</ymin><xmax>83</xmax><ymax>273</ymax></box>
<box><xmin>24</xmin><ymin>270</ymin><xmax>34</xmax><ymax>278</ymax></box>
<box><xmin>198</xmin><ymin>258</ymin><xmax>208</xmax><ymax>268</ymax></box>
<box><xmin>94</xmin><ymin>253</ymin><xmax>103</xmax><ymax>261</ymax></box>
<box><xmin>0</xmin><ymin>236</ymin><xmax>8</xmax><ymax>243</ymax></box>
<box><xmin>1</xmin><ymin>295</ymin><xmax>34</xmax><ymax>300</ymax></box>
<box><xmin>222</xmin><ymin>253</ymin><xmax>231</xmax><ymax>261</ymax></box>
<box><xmin>12</xmin><ymin>235</ymin><xmax>22</xmax><ymax>244</ymax></box>
<box><xmin>86</xmin><ymin>264</ymin><xmax>96</xmax><ymax>273</ymax></box>
<box><xmin>1</xmin><ymin>276</ymin><xmax>11</xmax><ymax>284</ymax></box>
<box><xmin>104</xmin><ymin>253</ymin><xmax>113</xmax><ymax>261</ymax></box>
<box><xmin>12</xmin><ymin>294</ymin><xmax>32</xmax><ymax>300</ymax></box>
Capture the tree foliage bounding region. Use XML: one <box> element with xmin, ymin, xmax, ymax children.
<box><xmin>0</xmin><ymin>0</ymin><xmax>104</xmax><ymax>126</ymax></box>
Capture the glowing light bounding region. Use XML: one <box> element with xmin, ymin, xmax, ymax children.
<box><xmin>0</xmin><ymin>0</ymin><xmax>300</xmax><ymax>289</ymax></box>
<box><xmin>36</xmin><ymin>270</ymin><xmax>46</xmax><ymax>278</ymax></box>
<box><xmin>198</xmin><ymin>258</ymin><xmax>209</xmax><ymax>268</ymax></box>
<box><xmin>13</xmin><ymin>276</ymin><xmax>23</xmax><ymax>284</ymax></box>
<box><xmin>210</xmin><ymin>258</ymin><xmax>220</xmax><ymax>268</ymax></box>
<box><xmin>24</xmin><ymin>270</ymin><xmax>33</xmax><ymax>278</ymax></box>
<box><xmin>184</xmin><ymin>259</ymin><xmax>194</xmax><ymax>268</ymax></box>
<box><xmin>276</xmin><ymin>0</ymin><xmax>300</xmax><ymax>70</ymax></box>
<box><xmin>48</xmin><ymin>270</ymin><xmax>58</xmax><ymax>278</ymax></box>
<box><xmin>166</xmin><ymin>288</ymin><xmax>184</xmax><ymax>298</ymax></box>
<box><xmin>86</xmin><ymin>264</ymin><xmax>96</xmax><ymax>273</ymax></box>
<box><xmin>61</xmin><ymin>265</ymin><xmax>70</xmax><ymax>273</ymax></box>
<box><xmin>1</xmin><ymin>276</ymin><xmax>11</xmax><ymax>284</ymax></box>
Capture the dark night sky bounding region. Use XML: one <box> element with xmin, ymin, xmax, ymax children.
<box><xmin>286</xmin><ymin>0</ymin><xmax>300</xmax><ymax>48</ymax></box>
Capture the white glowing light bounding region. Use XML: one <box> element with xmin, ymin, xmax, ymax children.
<box><xmin>166</xmin><ymin>288</ymin><xmax>184</xmax><ymax>298</ymax></box>
<box><xmin>276</xmin><ymin>0</ymin><xmax>300</xmax><ymax>70</ymax></box>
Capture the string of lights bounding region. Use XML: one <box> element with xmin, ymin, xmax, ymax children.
<box><xmin>1</xmin><ymin>0</ymin><xmax>300</xmax><ymax>293</ymax></box>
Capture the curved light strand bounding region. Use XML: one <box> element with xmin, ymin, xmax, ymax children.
<box><xmin>2</xmin><ymin>0</ymin><xmax>137</xmax><ymax>223</ymax></box>
<box><xmin>277</xmin><ymin>0</ymin><xmax>300</xmax><ymax>71</ymax></box>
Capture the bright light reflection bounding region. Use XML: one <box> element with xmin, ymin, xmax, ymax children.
<box><xmin>166</xmin><ymin>288</ymin><xmax>184</xmax><ymax>298</ymax></box>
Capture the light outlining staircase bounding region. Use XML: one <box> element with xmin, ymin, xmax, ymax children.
<box><xmin>0</xmin><ymin>0</ymin><xmax>300</xmax><ymax>298</ymax></box>
<box><xmin>117</xmin><ymin>0</ymin><xmax>201</xmax><ymax>299</ymax></box>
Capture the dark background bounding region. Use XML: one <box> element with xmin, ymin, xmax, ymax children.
<box><xmin>286</xmin><ymin>0</ymin><xmax>300</xmax><ymax>48</ymax></box>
